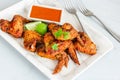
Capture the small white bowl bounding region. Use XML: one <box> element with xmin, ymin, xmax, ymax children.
<box><xmin>28</xmin><ymin>4</ymin><xmax>63</xmax><ymax>23</ymax></box>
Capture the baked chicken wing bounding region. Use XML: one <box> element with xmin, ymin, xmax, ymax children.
<box><xmin>74</xmin><ymin>32</ymin><xmax>97</xmax><ymax>55</ymax></box>
<box><xmin>0</xmin><ymin>19</ymin><xmax>11</xmax><ymax>32</ymax></box>
<box><xmin>0</xmin><ymin>15</ymin><xmax>29</xmax><ymax>38</ymax></box>
<box><xmin>37</xmin><ymin>32</ymin><xmax>70</xmax><ymax>74</ymax></box>
<box><xmin>67</xmin><ymin>42</ymin><xmax>80</xmax><ymax>65</ymax></box>
<box><xmin>23</xmin><ymin>30</ymin><xmax>43</xmax><ymax>52</ymax></box>
<box><xmin>48</xmin><ymin>23</ymin><xmax>78</xmax><ymax>40</ymax></box>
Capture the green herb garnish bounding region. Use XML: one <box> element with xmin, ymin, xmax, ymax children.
<box><xmin>54</xmin><ymin>28</ymin><xmax>70</xmax><ymax>40</ymax></box>
<box><xmin>54</xmin><ymin>29</ymin><xmax>63</xmax><ymax>38</ymax></box>
<box><xmin>63</xmin><ymin>32</ymin><xmax>70</xmax><ymax>40</ymax></box>
<box><xmin>52</xmin><ymin>43</ymin><xmax>58</xmax><ymax>50</ymax></box>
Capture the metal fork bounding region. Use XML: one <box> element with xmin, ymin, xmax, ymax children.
<box><xmin>63</xmin><ymin>0</ymin><xmax>86</xmax><ymax>32</ymax></box>
<box><xmin>75</xmin><ymin>0</ymin><xmax>120</xmax><ymax>42</ymax></box>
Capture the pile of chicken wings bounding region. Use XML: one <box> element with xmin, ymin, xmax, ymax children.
<box><xmin>0</xmin><ymin>15</ymin><xmax>96</xmax><ymax>74</ymax></box>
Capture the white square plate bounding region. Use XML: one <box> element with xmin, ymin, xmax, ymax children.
<box><xmin>0</xmin><ymin>0</ymin><xmax>113</xmax><ymax>80</ymax></box>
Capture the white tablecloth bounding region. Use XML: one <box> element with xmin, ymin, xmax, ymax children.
<box><xmin>0</xmin><ymin>0</ymin><xmax>120</xmax><ymax>80</ymax></box>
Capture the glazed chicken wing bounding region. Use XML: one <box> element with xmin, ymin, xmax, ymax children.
<box><xmin>40</xmin><ymin>32</ymin><xmax>70</xmax><ymax>61</ymax></box>
<box><xmin>48</xmin><ymin>23</ymin><xmax>78</xmax><ymax>40</ymax></box>
<box><xmin>9</xmin><ymin>15</ymin><xmax>29</xmax><ymax>37</ymax></box>
<box><xmin>0</xmin><ymin>15</ymin><xmax>29</xmax><ymax>38</ymax></box>
<box><xmin>43</xmin><ymin>32</ymin><xmax>71</xmax><ymax>55</ymax></box>
<box><xmin>37</xmin><ymin>45</ymin><xmax>69</xmax><ymax>74</ymax></box>
<box><xmin>67</xmin><ymin>42</ymin><xmax>80</xmax><ymax>65</ymax></box>
<box><xmin>37</xmin><ymin>47</ymin><xmax>69</xmax><ymax>74</ymax></box>
<box><xmin>0</xmin><ymin>19</ymin><xmax>11</xmax><ymax>32</ymax></box>
<box><xmin>74</xmin><ymin>32</ymin><xmax>97</xmax><ymax>55</ymax></box>
<box><xmin>23</xmin><ymin>30</ymin><xmax>43</xmax><ymax>52</ymax></box>
<box><xmin>52</xmin><ymin>52</ymin><xmax>69</xmax><ymax>74</ymax></box>
<box><xmin>37</xmin><ymin>32</ymin><xmax>70</xmax><ymax>74</ymax></box>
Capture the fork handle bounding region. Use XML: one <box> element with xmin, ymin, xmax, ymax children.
<box><xmin>92</xmin><ymin>14</ymin><xmax>120</xmax><ymax>42</ymax></box>
<box><xmin>75</xmin><ymin>13</ymin><xmax>85</xmax><ymax>32</ymax></box>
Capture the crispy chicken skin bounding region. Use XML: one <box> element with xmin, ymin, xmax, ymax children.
<box><xmin>45</xmin><ymin>40</ymin><xmax>71</xmax><ymax>55</ymax></box>
<box><xmin>74</xmin><ymin>32</ymin><xmax>97</xmax><ymax>55</ymax></box>
<box><xmin>37</xmin><ymin>32</ymin><xmax>70</xmax><ymax>74</ymax></box>
<box><xmin>67</xmin><ymin>42</ymin><xmax>80</xmax><ymax>65</ymax></box>
<box><xmin>37</xmin><ymin>45</ymin><xmax>69</xmax><ymax>74</ymax></box>
<box><xmin>0</xmin><ymin>19</ymin><xmax>11</xmax><ymax>32</ymax></box>
<box><xmin>23</xmin><ymin>30</ymin><xmax>43</xmax><ymax>52</ymax></box>
<box><xmin>62</xmin><ymin>23</ymin><xmax>78</xmax><ymax>40</ymax></box>
<box><xmin>0</xmin><ymin>15</ymin><xmax>29</xmax><ymax>38</ymax></box>
<box><xmin>37</xmin><ymin>48</ymin><xmax>69</xmax><ymax>74</ymax></box>
<box><xmin>53</xmin><ymin>52</ymin><xmax>69</xmax><ymax>74</ymax></box>
<box><xmin>37</xmin><ymin>44</ymin><xmax>56</xmax><ymax>60</ymax></box>
<box><xmin>48</xmin><ymin>23</ymin><xmax>78</xmax><ymax>40</ymax></box>
<box><xmin>43</xmin><ymin>32</ymin><xmax>55</xmax><ymax>51</ymax></box>
<box><xmin>43</xmin><ymin>32</ymin><xmax>71</xmax><ymax>55</ymax></box>
<box><xmin>9</xmin><ymin>15</ymin><xmax>29</xmax><ymax>38</ymax></box>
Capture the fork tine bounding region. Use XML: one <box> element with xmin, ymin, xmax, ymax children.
<box><xmin>63</xmin><ymin>0</ymin><xmax>87</xmax><ymax>32</ymax></box>
<box><xmin>64</xmin><ymin>0</ymin><xmax>70</xmax><ymax>11</ymax></box>
<box><xmin>70</xmin><ymin>0</ymin><xmax>76</xmax><ymax>7</ymax></box>
<box><xmin>68</xmin><ymin>0</ymin><xmax>74</xmax><ymax>10</ymax></box>
<box><xmin>67</xmin><ymin>1</ymin><xmax>72</xmax><ymax>9</ymax></box>
<box><xmin>64</xmin><ymin>0</ymin><xmax>73</xmax><ymax>13</ymax></box>
<box><xmin>76</xmin><ymin>0</ymin><xmax>88</xmax><ymax>14</ymax></box>
<box><xmin>63</xmin><ymin>0</ymin><xmax>67</xmax><ymax>9</ymax></box>
<box><xmin>75</xmin><ymin>0</ymin><xmax>84</xmax><ymax>13</ymax></box>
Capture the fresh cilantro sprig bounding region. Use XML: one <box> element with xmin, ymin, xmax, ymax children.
<box><xmin>52</xmin><ymin>43</ymin><xmax>58</xmax><ymax>50</ymax></box>
<box><xmin>63</xmin><ymin>32</ymin><xmax>70</xmax><ymax>40</ymax></box>
<box><xmin>54</xmin><ymin>28</ymin><xmax>70</xmax><ymax>39</ymax></box>
<box><xmin>54</xmin><ymin>29</ymin><xmax>63</xmax><ymax>38</ymax></box>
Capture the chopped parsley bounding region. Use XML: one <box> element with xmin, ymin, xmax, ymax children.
<box><xmin>54</xmin><ymin>29</ymin><xmax>63</xmax><ymax>38</ymax></box>
<box><xmin>63</xmin><ymin>32</ymin><xmax>70</xmax><ymax>40</ymax></box>
<box><xmin>52</xmin><ymin>43</ymin><xmax>58</xmax><ymax>50</ymax></box>
<box><xmin>54</xmin><ymin>28</ymin><xmax>70</xmax><ymax>39</ymax></box>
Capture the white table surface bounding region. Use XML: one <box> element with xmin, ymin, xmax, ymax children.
<box><xmin>0</xmin><ymin>0</ymin><xmax>120</xmax><ymax>80</ymax></box>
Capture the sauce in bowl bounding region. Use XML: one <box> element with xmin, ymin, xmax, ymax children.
<box><xmin>29</xmin><ymin>5</ymin><xmax>62</xmax><ymax>23</ymax></box>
